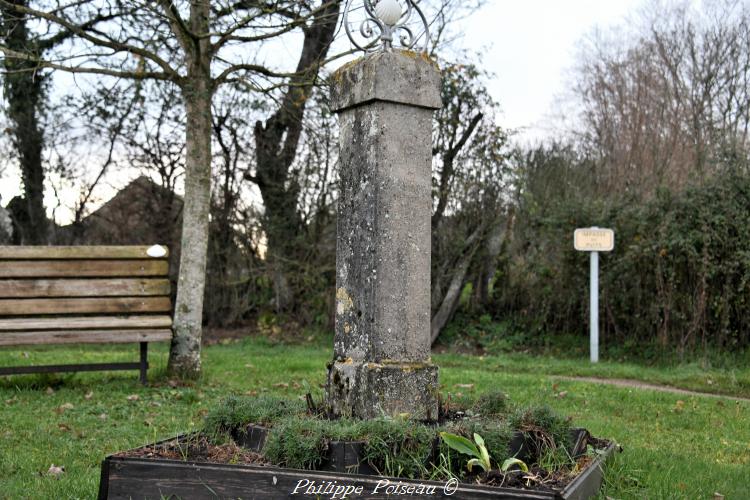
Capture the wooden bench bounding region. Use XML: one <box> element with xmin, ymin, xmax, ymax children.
<box><xmin>0</xmin><ymin>245</ymin><xmax>173</xmax><ymax>384</ymax></box>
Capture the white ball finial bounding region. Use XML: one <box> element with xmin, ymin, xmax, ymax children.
<box><xmin>374</xmin><ymin>0</ymin><xmax>402</xmax><ymax>26</ymax></box>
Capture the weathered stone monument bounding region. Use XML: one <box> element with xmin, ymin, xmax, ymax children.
<box><xmin>326</xmin><ymin>0</ymin><xmax>441</xmax><ymax>421</ymax></box>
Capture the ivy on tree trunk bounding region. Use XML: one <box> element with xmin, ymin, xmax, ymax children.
<box><xmin>1</xmin><ymin>0</ymin><xmax>47</xmax><ymax>245</ymax></box>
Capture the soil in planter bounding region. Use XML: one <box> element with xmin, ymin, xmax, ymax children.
<box><xmin>114</xmin><ymin>434</ymin><xmax>267</xmax><ymax>466</ymax></box>
<box><xmin>471</xmin><ymin>449</ymin><xmax>599</xmax><ymax>491</ymax></box>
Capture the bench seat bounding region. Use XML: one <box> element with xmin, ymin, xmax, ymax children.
<box><xmin>0</xmin><ymin>245</ymin><xmax>173</xmax><ymax>383</ymax></box>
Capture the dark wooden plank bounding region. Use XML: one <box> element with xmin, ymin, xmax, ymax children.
<box><xmin>0</xmin><ymin>245</ymin><xmax>169</xmax><ymax>260</ymax></box>
<box><xmin>0</xmin><ymin>260</ymin><xmax>168</xmax><ymax>278</ymax></box>
<box><xmin>0</xmin><ymin>278</ymin><xmax>170</xmax><ymax>298</ymax></box>
<box><xmin>0</xmin><ymin>329</ymin><xmax>172</xmax><ymax>346</ymax></box>
<box><xmin>98</xmin><ymin>458</ymin><xmax>110</xmax><ymax>500</ymax></box>
<box><xmin>0</xmin><ymin>315</ymin><xmax>172</xmax><ymax>331</ymax></box>
<box><xmin>104</xmin><ymin>458</ymin><xmax>555</xmax><ymax>500</ymax></box>
<box><xmin>0</xmin><ymin>297</ymin><xmax>171</xmax><ymax>316</ymax></box>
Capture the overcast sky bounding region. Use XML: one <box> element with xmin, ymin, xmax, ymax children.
<box><xmin>1</xmin><ymin>0</ymin><xmax>646</xmax><ymax>217</ymax></box>
<box><xmin>453</xmin><ymin>0</ymin><xmax>644</xmax><ymax>143</ymax></box>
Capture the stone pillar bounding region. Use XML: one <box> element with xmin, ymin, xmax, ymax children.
<box><xmin>326</xmin><ymin>50</ymin><xmax>441</xmax><ymax>421</ymax></box>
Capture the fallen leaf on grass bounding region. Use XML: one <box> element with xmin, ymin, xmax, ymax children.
<box><xmin>5</xmin><ymin>397</ymin><xmax>17</xmax><ymax>405</ymax></box>
<box><xmin>244</xmin><ymin>390</ymin><xmax>258</xmax><ymax>397</ymax></box>
<box><xmin>126</xmin><ymin>394</ymin><xmax>140</xmax><ymax>402</ymax></box>
<box><xmin>84</xmin><ymin>391</ymin><xmax>94</xmax><ymax>400</ymax></box>
<box><xmin>57</xmin><ymin>423</ymin><xmax>71</xmax><ymax>432</ymax></box>
<box><xmin>272</xmin><ymin>382</ymin><xmax>289</xmax><ymax>389</ymax></box>
<box><xmin>54</xmin><ymin>403</ymin><xmax>74</xmax><ymax>414</ymax></box>
<box><xmin>673</xmin><ymin>400</ymin><xmax>685</xmax><ymax>412</ymax></box>
<box><xmin>45</xmin><ymin>387</ymin><xmax>55</xmax><ymax>395</ymax></box>
<box><xmin>47</xmin><ymin>464</ymin><xmax>65</xmax><ymax>476</ymax></box>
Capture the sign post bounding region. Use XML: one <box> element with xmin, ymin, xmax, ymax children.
<box><xmin>574</xmin><ymin>227</ymin><xmax>614</xmax><ymax>363</ymax></box>
<box><xmin>589</xmin><ymin>250</ymin><xmax>599</xmax><ymax>362</ymax></box>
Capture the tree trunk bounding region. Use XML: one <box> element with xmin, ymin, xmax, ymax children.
<box><xmin>1</xmin><ymin>0</ymin><xmax>47</xmax><ymax>245</ymax></box>
<box><xmin>254</xmin><ymin>153</ymin><xmax>300</xmax><ymax>311</ymax></box>
<box><xmin>168</xmin><ymin>2</ymin><xmax>212</xmax><ymax>379</ymax></box>
<box><xmin>252</xmin><ymin>0</ymin><xmax>341</xmax><ymax>312</ymax></box>
<box><xmin>430</xmin><ymin>224</ymin><xmax>485</xmax><ymax>344</ymax></box>
<box><xmin>432</xmin><ymin>112</ymin><xmax>483</xmax><ymax>232</ymax></box>
<box><xmin>474</xmin><ymin>212</ymin><xmax>511</xmax><ymax>308</ymax></box>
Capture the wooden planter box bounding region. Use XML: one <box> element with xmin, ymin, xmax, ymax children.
<box><xmin>98</xmin><ymin>434</ymin><xmax>617</xmax><ymax>499</ymax></box>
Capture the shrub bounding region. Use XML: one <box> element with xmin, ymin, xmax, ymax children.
<box><xmin>492</xmin><ymin>170</ymin><xmax>750</xmax><ymax>359</ymax></box>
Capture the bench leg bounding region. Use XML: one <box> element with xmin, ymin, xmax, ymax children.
<box><xmin>139</xmin><ymin>342</ymin><xmax>148</xmax><ymax>385</ymax></box>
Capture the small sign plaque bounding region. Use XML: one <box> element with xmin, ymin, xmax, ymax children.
<box><xmin>574</xmin><ymin>228</ymin><xmax>614</xmax><ymax>252</ymax></box>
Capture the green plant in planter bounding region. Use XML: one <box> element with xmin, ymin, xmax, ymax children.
<box><xmin>472</xmin><ymin>391</ymin><xmax>509</xmax><ymax>416</ymax></box>
<box><xmin>203</xmin><ymin>395</ymin><xmax>305</xmax><ymax>439</ymax></box>
<box><xmin>439</xmin><ymin>432</ymin><xmax>492</xmax><ymax>472</ymax></box>
<box><xmin>501</xmin><ymin>457</ymin><xmax>529</xmax><ymax>473</ymax></box>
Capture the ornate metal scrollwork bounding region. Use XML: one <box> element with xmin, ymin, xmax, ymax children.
<box><xmin>342</xmin><ymin>0</ymin><xmax>430</xmax><ymax>53</ymax></box>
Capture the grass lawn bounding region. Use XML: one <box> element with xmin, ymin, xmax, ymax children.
<box><xmin>1</xmin><ymin>337</ymin><xmax>748</xmax><ymax>499</ymax></box>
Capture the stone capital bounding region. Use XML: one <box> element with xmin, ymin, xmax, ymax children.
<box><xmin>331</xmin><ymin>50</ymin><xmax>442</xmax><ymax>113</ymax></box>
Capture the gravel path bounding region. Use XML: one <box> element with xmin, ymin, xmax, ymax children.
<box><xmin>553</xmin><ymin>375</ymin><xmax>750</xmax><ymax>402</ymax></box>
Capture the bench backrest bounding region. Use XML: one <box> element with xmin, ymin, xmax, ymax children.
<box><xmin>0</xmin><ymin>245</ymin><xmax>173</xmax><ymax>346</ymax></box>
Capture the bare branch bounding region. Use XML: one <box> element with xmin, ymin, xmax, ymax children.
<box><xmin>0</xmin><ymin>45</ymin><xmax>174</xmax><ymax>81</ymax></box>
<box><xmin>0</xmin><ymin>0</ymin><xmax>180</xmax><ymax>79</ymax></box>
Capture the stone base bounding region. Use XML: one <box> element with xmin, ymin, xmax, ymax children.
<box><xmin>326</xmin><ymin>360</ymin><xmax>439</xmax><ymax>421</ymax></box>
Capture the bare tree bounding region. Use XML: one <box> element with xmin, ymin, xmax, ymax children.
<box><xmin>1</xmin><ymin>1</ymin><xmax>96</xmax><ymax>242</ymax></box>
<box><xmin>573</xmin><ymin>0</ymin><xmax>750</xmax><ymax>197</ymax></box>
<box><xmin>248</xmin><ymin>0</ymin><xmax>340</xmax><ymax>312</ymax></box>
<box><xmin>430</xmin><ymin>61</ymin><xmax>511</xmax><ymax>343</ymax></box>
<box><xmin>0</xmin><ymin>0</ymin><xmax>343</xmax><ymax>378</ymax></box>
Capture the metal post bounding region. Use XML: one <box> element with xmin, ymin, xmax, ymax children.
<box><xmin>139</xmin><ymin>342</ymin><xmax>148</xmax><ymax>385</ymax></box>
<box><xmin>590</xmin><ymin>251</ymin><xmax>599</xmax><ymax>363</ymax></box>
